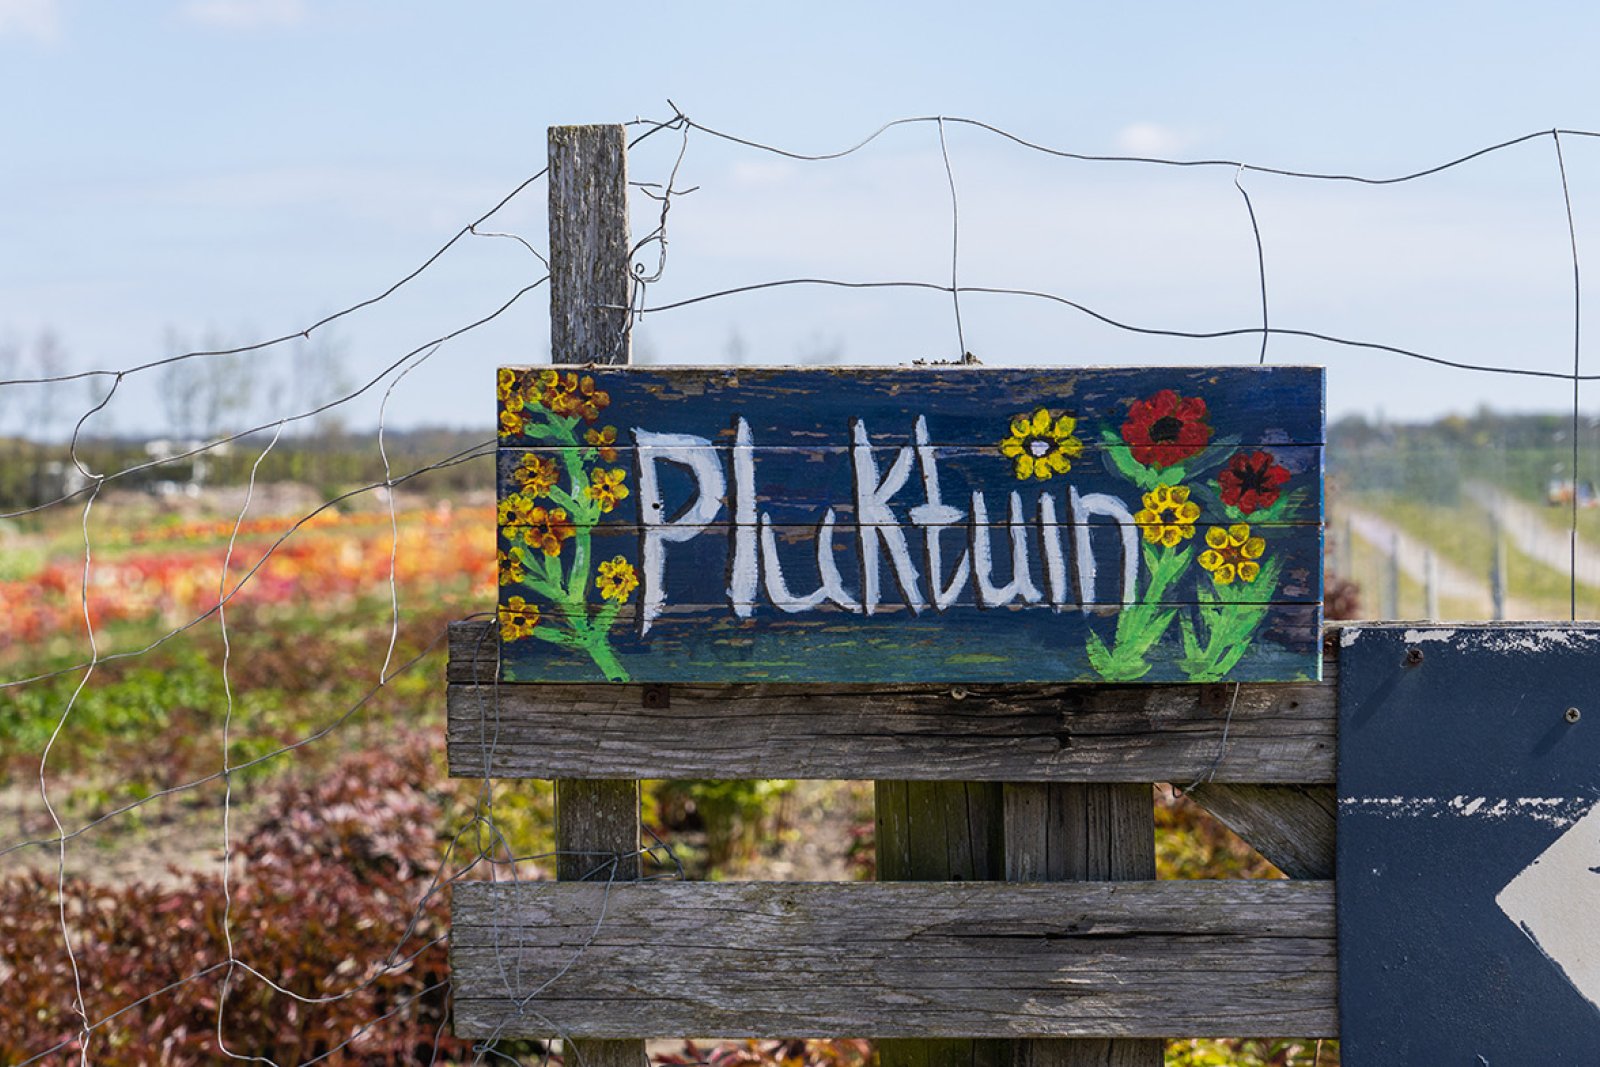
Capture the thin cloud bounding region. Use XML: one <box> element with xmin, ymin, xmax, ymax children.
<box><xmin>183</xmin><ymin>0</ymin><xmax>305</xmax><ymax>30</ymax></box>
<box><xmin>0</xmin><ymin>0</ymin><xmax>60</xmax><ymax>42</ymax></box>
<box><xmin>1114</xmin><ymin>122</ymin><xmax>1198</xmax><ymax>158</ymax></box>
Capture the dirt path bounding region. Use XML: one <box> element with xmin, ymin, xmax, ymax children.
<box><xmin>1339</xmin><ymin>506</ymin><xmax>1533</xmax><ymax>618</ymax></box>
<box><xmin>1465</xmin><ymin>482</ymin><xmax>1600</xmax><ymax>590</ymax></box>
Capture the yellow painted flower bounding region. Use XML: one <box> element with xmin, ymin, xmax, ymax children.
<box><xmin>999</xmin><ymin>408</ymin><xmax>1084</xmax><ymax>481</ymax></box>
<box><xmin>499</xmin><ymin>595</ymin><xmax>540</xmax><ymax>642</ymax></box>
<box><xmin>521</xmin><ymin>506</ymin><xmax>575</xmax><ymax>558</ymax></box>
<box><xmin>585</xmin><ymin>425</ymin><xmax>620</xmax><ymax>462</ymax></box>
<box><xmin>498</xmin><ymin>407</ymin><xmax>525</xmax><ymax>439</ymax></box>
<box><xmin>585</xmin><ymin>467</ymin><xmax>629</xmax><ymax>513</ymax></box>
<box><xmin>1198</xmin><ymin>523</ymin><xmax>1267</xmax><ymax>585</ymax></box>
<box><xmin>498</xmin><ymin>492</ymin><xmax>541</xmax><ymax>527</ymax></box>
<box><xmin>597</xmin><ymin>556</ymin><xmax>639</xmax><ymax>602</ymax></box>
<box><xmin>497</xmin><ymin>368</ymin><xmax>528</xmax><ymax>410</ymax></box>
<box><xmin>511</xmin><ymin>453</ymin><xmax>559</xmax><ymax>497</ymax></box>
<box><xmin>498</xmin><ymin>548</ymin><xmax>525</xmax><ymax>586</ymax></box>
<box><xmin>1135</xmin><ymin>484</ymin><xmax>1201</xmax><ymax>547</ymax></box>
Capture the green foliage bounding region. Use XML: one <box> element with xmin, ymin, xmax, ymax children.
<box><xmin>650</xmin><ymin>779</ymin><xmax>796</xmax><ymax>876</ymax></box>
<box><xmin>1087</xmin><ymin>543</ymin><xmax>1190</xmax><ymax>681</ymax></box>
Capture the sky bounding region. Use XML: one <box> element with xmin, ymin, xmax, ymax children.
<box><xmin>4</xmin><ymin>1</ymin><xmax>1600</xmax><ymax>439</ymax></box>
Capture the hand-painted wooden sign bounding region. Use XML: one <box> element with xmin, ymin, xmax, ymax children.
<box><xmin>1338</xmin><ymin>624</ymin><xmax>1600</xmax><ymax>1063</ymax></box>
<box><xmin>495</xmin><ymin>365</ymin><xmax>1324</xmax><ymax>683</ymax></box>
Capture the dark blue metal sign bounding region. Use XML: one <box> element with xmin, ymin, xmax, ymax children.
<box><xmin>1338</xmin><ymin>624</ymin><xmax>1600</xmax><ymax>1064</ymax></box>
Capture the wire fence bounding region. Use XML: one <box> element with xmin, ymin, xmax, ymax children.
<box><xmin>2</xmin><ymin>106</ymin><xmax>1598</xmax><ymax>1064</ymax></box>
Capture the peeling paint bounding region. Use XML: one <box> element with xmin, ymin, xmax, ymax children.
<box><xmin>1402</xmin><ymin>628</ymin><xmax>1457</xmax><ymax>644</ymax></box>
<box><xmin>1340</xmin><ymin>795</ymin><xmax>1591</xmax><ymax>827</ymax></box>
<box><xmin>1340</xmin><ymin>627</ymin><xmax>1363</xmax><ymax>648</ymax></box>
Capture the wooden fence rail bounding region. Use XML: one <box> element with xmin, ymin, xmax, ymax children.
<box><xmin>444</xmin><ymin>615</ymin><xmax>1342</xmax><ymax>1042</ymax></box>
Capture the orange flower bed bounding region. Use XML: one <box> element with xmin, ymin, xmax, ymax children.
<box><xmin>2</xmin><ymin>505</ymin><xmax>496</xmax><ymax>645</ymax></box>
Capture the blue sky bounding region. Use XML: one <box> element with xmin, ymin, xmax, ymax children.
<box><xmin>4</xmin><ymin>1</ymin><xmax>1600</xmax><ymax>438</ymax></box>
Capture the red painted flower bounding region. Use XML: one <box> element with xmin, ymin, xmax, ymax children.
<box><xmin>1219</xmin><ymin>450</ymin><xmax>1292</xmax><ymax>515</ymax></box>
<box><xmin>1121</xmin><ymin>390</ymin><xmax>1212</xmax><ymax>469</ymax></box>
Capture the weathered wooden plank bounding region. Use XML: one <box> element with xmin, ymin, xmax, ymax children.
<box><xmin>449</xmin><ymin>880</ymin><xmax>1338</xmax><ymax>1039</ymax></box>
<box><xmin>499</xmin><ymin>522</ymin><xmax>1327</xmax><ymax>606</ymax></box>
<box><xmin>497</xmin><ymin>364</ymin><xmax>1324</xmax><ymax>684</ymax></box>
<box><xmin>496</xmin><ymin>444</ymin><xmax>1326</xmax><ymax>529</ymax></box>
<box><xmin>446</xmin><ymin>621</ymin><xmax>1335</xmax><ymax>782</ymax></box>
<box><xmin>1184</xmin><ymin>783</ymin><xmax>1336</xmax><ymax>880</ymax></box>
<box><xmin>496</xmin><ymin>365</ymin><xmax>1327</xmax><ymax>448</ymax></box>
<box><xmin>1337</xmin><ymin>623</ymin><xmax>1600</xmax><ymax>1062</ymax></box>
<box><xmin>490</xmin><ymin>607</ymin><xmax>1324</xmax><ymax>685</ymax></box>
<box><xmin>1004</xmin><ymin>783</ymin><xmax>1162</xmax><ymax>1067</ymax></box>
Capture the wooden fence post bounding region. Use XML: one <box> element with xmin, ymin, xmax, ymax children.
<box><xmin>548</xmin><ymin>123</ymin><xmax>642</xmax><ymax>1067</ymax></box>
<box><xmin>875</xmin><ymin>781</ymin><xmax>1008</xmax><ymax>1067</ymax></box>
<box><xmin>1004</xmin><ymin>783</ymin><xmax>1162</xmax><ymax>1067</ymax></box>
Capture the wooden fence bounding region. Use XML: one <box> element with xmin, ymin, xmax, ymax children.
<box><xmin>446</xmin><ymin>123</ymin><xmax>1337</xmax><ymax>1067</ymax></box>
<box><xmin>445</xmin><ymin>619</ymin><xmax>1339</xmax><ymax>1051</ymax></box>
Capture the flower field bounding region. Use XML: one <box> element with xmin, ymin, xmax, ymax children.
<box><xmin>1</xmin><ymin>502</ymin><xmax>496</xmax><ymax>651</ymax></box>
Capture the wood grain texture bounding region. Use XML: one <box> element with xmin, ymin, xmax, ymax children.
<box><xmin>1004</xmin><ymin>784</ymin><xmax>1161</xmax><ymax>1067</ymax></box>
<box><xmin>547</xmin><ymin>122</ymin><xmax>643</xmax><ymax>1067</ymax></box>
<box><xmin>548</xmin><ymin>126</ymin><xmax>630</xmax><ymax>365</ymax></box>
<box><xmin>446</xmin><ymin>621</ymin><xmax>1335</xmax><ymax>783</ymax></box>
<box><xmin>449</xmin><ymin>880</ymin><xmax>1338</xmax><ymax>1040</ymax></box>
<box><xmin>1184</xmin><ymin>783</ymin><xmax>1336</xmax><ymax>880</ymax></box>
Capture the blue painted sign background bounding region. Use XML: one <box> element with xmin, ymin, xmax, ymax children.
<box><xmin>496</xmin><ymin>365</ymin><xmax>1324</xmax><ymax>684</ymax></box>
<box><xmin>1338</xmin><ymin>625</ymin><xmax>1600</xmax><ymax>1064</ymax></box>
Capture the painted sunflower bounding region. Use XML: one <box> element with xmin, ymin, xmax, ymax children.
<box><xmin>596</xmin><ymin>556</ymin><xmax>639</xmax><ymax>602</ymax></box>
<box><xmin>499</xmin><ymin>595</ymin><xmax>540</xmax><ymax>642</ymax></box>
<box><xmin>1135</xmin><ymin>484</ymin><xmax>1201</xmax><ymax>547</ymax></box>
<box><xmin>1000</xmin><ymin>407</ymin><xmax>1084</xmax><ymax>481</ymax></box>
<box><xmin>1198</xmin><ymin>523</ymin><xmax>1267</xmax><ymax>585</ymax></box>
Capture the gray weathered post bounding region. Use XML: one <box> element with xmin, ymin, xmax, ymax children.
<box><xmin>1004</xmin><ymin>783</ymin><xmax>1162</xmax><ymax>1067</ymax></box>
<box><xmin>548</xmin><ymin>123</ymin><xmax>642</xmax><ymax>1067</ymax></box>
<box><xmin>1424</xmin><ymin>550</ymin><xmax>1439</xmax><ymax>620</ymax></box>
<box><xmin>875</xmin><ymin>780</ymin><xmax>1008</xmax><ymax>1067</ymax></box>
<box><xmin>1490</xmin><ymin>512</ymin><xmax>1508</xmax><ymax>620</ymax></box>
<box><xmin>1384</xmin><ymin>534</ymin><xmax>1401</xmax><ymax>619</ymax></box>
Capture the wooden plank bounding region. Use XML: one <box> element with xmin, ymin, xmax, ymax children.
<box><xmin>498</xmin><ymin>521</ymin><xmax>1327</xmax><ymax>606</ymax></box>
<box><xmin>496</xmin><ymin>443</ymin><xmax>1328</xmax><ymax>529</ymax></box>
<box><xmin>446</xmin><ymin>621</ymin><xmax>1336</xmax><ymax>782</ymax></box>
<box><xmin>1184</xmin><ymin>783</ymin><xmax>1336</xmax><ymax>880</ymax></box>
<box><xmin>1005</xmin><ymin>784</ymin><xmax>1161</xmax><ymax>1067</ymax></box>
<box><xmin>449</xmin><ymin>879</ymin><xmax>1338</xmax><ymax>1040</ymax></box>
<box><xmin>496</xmin><ymin>365</ymin><xmax>1324</xmax><ymax>684</ymax></box>
<box><xmin>547</xmin><ymin>122</ymin><xmax>642</xmax><ymax>1067</ymax></box>
<box><xmin>1337</xmin><ymin>623</ymin><xmax>1600</xmax><ymax>1061</ymax></box>
<box><xmin>497</xmin><ymin>365</ymin><xmax>1327</xmax><ymax>448</ymax></box>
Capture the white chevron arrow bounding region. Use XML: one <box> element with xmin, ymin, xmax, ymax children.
<box><xmin>1496</xmin><ymin>799</ymin><xmax>1600</xmax><ymax>1012</ymax></box>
